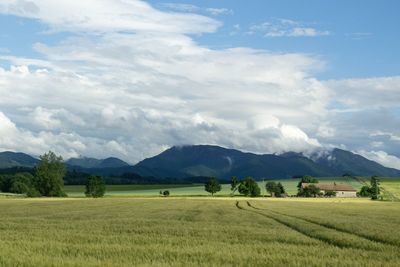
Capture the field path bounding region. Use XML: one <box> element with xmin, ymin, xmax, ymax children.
<box><xmin>236</xmin><ymin>201</ymin><xmax>397</xmax><ymax>251</ymax></box>
<box><xmin>246</xmin><ymin>201</ymin><xmax>400</xmax><ymax>247</ymax></box>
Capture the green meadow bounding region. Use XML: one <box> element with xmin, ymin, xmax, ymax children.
<box><xmin>0</xmin><ymin>198</ymin><xmax>400</xmax><ymax>267</ymax></box>
<box><xmin>65</xmin><ymin>177</ymin><xmax>366</xmax><ymax>197</ymax></box>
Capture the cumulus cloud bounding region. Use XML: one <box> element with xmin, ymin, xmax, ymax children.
<box><xmin>0</xmin><ymin>1</ymin><xmax>398</xmax><ymax>168</ymax></box>
<box><xmin>249</xmin><ymin>18</ymin><xmax>330</xmax><ymax>37</ymax></box>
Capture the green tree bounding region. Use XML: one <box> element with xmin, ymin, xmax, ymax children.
<box><xmin>0</xmin><ymin>174</ymin><xmax>13</xmax><ymax>192</ymax></box>
<box><xmin>230</xmin><ymin>176</ymin><xmax>239</xmax><ymax>196</ymax></box>
<box><xmin>297</xmin><ymin>175</ymin><xmax>318</xmax><ymax>194</ymax></box>
<box><xmin>299</xmin><ymin>184</ymin><xmax>320</xmax><ymax>197</ymax></box>
<box><xmin>265</xmin><ymin>181</ymin><xmax>286</xmax><ymax>197</ymax></box>
<box><xmin>10</xmin><ymin>173</ymin><xmax>37</xmax><ymax>195</ymax></box>
<box><xmin>324</xmin><ymin>190</ymin><xmax>337</xmax><ymax>197</ymax></box>
<box><xmin>359</xmin><ymin>185</ymin><xmax>372</xmax><ymax>197</ymax></box>
<box><xmin>238</xmin><ymin>177</ymin><xmax>260</xmax><ymax>197</ymax></box>
<box><xmin>163</xmin><ymin>190</ymin><xmax>170</xmax><ymax>197</ymax></box>
<box><xmin>370</xmin><ymin>176</ymin><xmax>380</xmax><ymax>200</ymax></box>
<box><xmin>297</xmin><ymin>175</ymin><xmax>318</xmax><ymax>188</ymax></box>
<box><xmin>35</xmin><ymin>151</ymin><xmax>66</xmax><ymax>197</ymax></box>
<box><xmin>265</xmin><ymin>181</ymin><xmax>278</xmax><ymax>197</ymax></box>
<box><xmin>205</xmin><ymin>177</ymin><xmax>221</xmax><ymax>196</ymax></box>
<box><xmin>85</xmin><ymin>175</ymin><xmax>106</xmax><ymax>198</ymax></box>
<box><xmin>276</xmin><ymin>182</ymin><xmax>286</xmax><ymax>197</ymax></box>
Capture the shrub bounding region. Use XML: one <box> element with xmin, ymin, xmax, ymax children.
<box><xmin>324</xmin><ymin>190</ymin><xmax>337</xmax><ymax>197</ymax></box>
<box><xmin>85</xmin><ymin>175</ymin><xmax>106</xmax><ymax>198</ymax></box>
<box><xmin>299</xmin><ymin>184</ymin><xmax>320</xmax><ymax>197</ymax></box>
<box><xmin>359</xmin><ymin>185</ymin><xmax>372</xmax><ymax>197</ymax></box>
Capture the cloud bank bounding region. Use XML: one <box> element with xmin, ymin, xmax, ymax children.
<box><xmin>0</xmin><ymin>0</ymin><xmax>399</xmax><ymax>168</ymax></box>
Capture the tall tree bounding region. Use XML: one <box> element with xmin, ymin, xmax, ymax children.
<box><xmin>297</xmin><ymin>175</ymin><xmax>318</xmax><ymax>194</ymax></box>
<box><xmin>85</xmin><ymin>175</ymin><xmax>106</xmax><ymax>198</ymax></box>
<box><xmin>35</xmin><ymin>151</ymin><xmax>66</xmax><ymax>197</ymax></box>
<box><xmin>205</xmin><ymin>177</ymin><xmax>221</xmax><ymax>196</ymax></box>
<box><xmin>299</xmin><ymin>184</ymin><xmax>320</xmax><ymax>197</ymax></box>
<box><xmin>230</xmin><ymin>176</ymin><xmax>239</xmax><ymax>196</ymax></box>
<box><xmin>238</xmin><ymin>177</ymin><xmax>260</xmax><ymax>197</ymax></box>
<box><xmin>276</xmin><ymin>182</ymin><xmax>286</xmax><ymax>197</ymax></box>
<box><xmin>370</xmin><ymin>176</ymin><xmax>380</xmax><ymax>200</ymax></box>
<box><xmin>265</xmin><ymin>181</ymin><xmax>278</xmax><ymax>197</ymax></box>
<box><xmin>265</xmin><ymin>181</ymin><xmax>286</xmax><ymax>197</ymax></box>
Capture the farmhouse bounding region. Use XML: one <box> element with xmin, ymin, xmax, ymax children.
<box><xmin>301</xmin><ymin>183</ymin><xmax>357</xmax><ymax>198</ymax></box>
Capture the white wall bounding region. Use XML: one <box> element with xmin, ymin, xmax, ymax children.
<box><xmin>335</xmin><ymin>191</ymin><xmax>357</xmax><ymax>198</ymax></box>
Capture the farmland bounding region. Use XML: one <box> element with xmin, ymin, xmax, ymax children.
<box><xmin>65</xmin><ymin>177</ymin><xmax>366</xmax><ymax>197</ymax></box>
<box><xmin>0</xmin><ymin>198</ymin><xmax>400</xmax><ymax>266</ymax></box>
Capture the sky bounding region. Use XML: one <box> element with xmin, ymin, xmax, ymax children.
<box><xmin>0</xmin><ymin>0</ymin><xmax>399</xmax><ymax>168</ymax></box>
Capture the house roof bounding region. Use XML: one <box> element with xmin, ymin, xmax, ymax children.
<box><xmin>301</xmin><ymin>183</ymin><xmax>356</xmax><ymax>192</ymax></box>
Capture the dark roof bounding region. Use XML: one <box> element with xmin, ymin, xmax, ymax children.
<box><xmin>301</xmin><ymin>183</ymin><xmax>356</xmax><ymax>192</ymax></box>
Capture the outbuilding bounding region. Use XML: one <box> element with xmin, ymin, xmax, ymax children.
<box><xmin>301</xmin><ymin>183</ymin><xmax>357</xmax><ymax>198</ymax></box>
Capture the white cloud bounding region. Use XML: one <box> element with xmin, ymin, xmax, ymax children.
<box><xmin>249</xmin><ymin>18</ymin><xmax>330</xmax><ymax>37</ymax></box>
<box><xmin>161</xmin><ymin>3</ymin><xmax>200</xmax><ymax>12</ymax></box>
<box><xmin>0</xmin><ymin>0</ymin><xmax>220</xmax><ymax>34</ymax></box>
<box><xmin>371</xmin><ymin>131</ymin><xmax>400</xmax><ymax>142</ymax></box>
<box><xmin>325</xmin><ymin>77</ymin><xmax>400</xmax><ymax>110</ymax></box>
<box><xmin>0</xmin><ymin>1</ymin><xmax>398</xmax><ymax>166</ymax></box>
<box><xmin>161</xmin><ymin>3</ymin><xmax>233</xmax><ymax>16</ymax></box>
<box><xmin>206</xmin><ymin>8</ymin><xmax>233</xmax><ymax>16</ymax></box>
<box><xmin>317</xmin><ymin>124</ymin><xmax>336</xmax><ymax>138</ymax></box>
<box><xmin>357</xmin><ymin>150</ymin><xmax>400</xmax><ymax>169</ymax></box>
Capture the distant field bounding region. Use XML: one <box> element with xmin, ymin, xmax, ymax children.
<box><xmin>0</xmin><ymin>198</ymin><xmax>399</xmax><ymax>266</ymax></box>
<box><xmin>65</xmin><ymin>177</ymin><xmax>366</xmax><ymax>197</ymax></box>
<box><xmin>379</xmin><ymin>178</ymin><xmax>400</xmax><ymax>201</ymax></box>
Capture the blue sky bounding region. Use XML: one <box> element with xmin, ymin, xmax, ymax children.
<box><xmin>0</xmin><ymin>0</ymin><xmax>399</xmax><ymax>168</ymax></box>
<box><xmin>2</xmin><ymin>0</ymin><xmax>400</xmax><ymax>79</ymax></box>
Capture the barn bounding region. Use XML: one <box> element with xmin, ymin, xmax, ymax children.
<box><xmin>301</xmin><ymin>183</ymin><xmax>357</xmax><ymax>198</ymax></box>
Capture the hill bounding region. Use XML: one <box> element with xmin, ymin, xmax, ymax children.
<box><xmin>314</xmin><ymin>148</ymin><xmax>400</xmax><ymax>177</ymax></box>
<box><xmin>1</xmin><ymin>146</ymin><xmax>399</xmax><ymax>182</ymax></box>
<box><xmin>0</xmin><ymin>151</ymin><xmax>38</xmax><ymax>169</ymax></box>
<box><xmin>66</xmin><ymin>157</ymin><xmax>129</xmax><ymax>169</ymax></box>
<box><xmin>133</xmin><ymin>145</ymin><xmax>400</xmax><ymax>179</ymax></box>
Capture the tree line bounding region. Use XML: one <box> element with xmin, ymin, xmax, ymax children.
<box><xmin>0</xmin><ymin>151</ymin><xmax>106</xmax><ymax>198</ymax></box>
<box><xmin>204</xmin><ymin>176</ymin><xmax>286</xmax><ymax>197</ymax></box>
<box><xmin>204</xmin><ymin>175</ymin><xmax>381</xmax><ymax>200</ymax></box>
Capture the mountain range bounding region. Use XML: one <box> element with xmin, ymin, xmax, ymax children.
<box><xmin>0</xmin><ymin>145</ymin><xmax>399</xmax><ymax>181</ymax></box>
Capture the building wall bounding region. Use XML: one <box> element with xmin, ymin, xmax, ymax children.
<box><xmin>320</xmin><ymin>190</ymin><xmax>357</xmax><ymax>198</ymax></box>
<box><xmin>335</xmin><ymin>191</ymin><xmax>357</xmax><ymax>198</ymax></box>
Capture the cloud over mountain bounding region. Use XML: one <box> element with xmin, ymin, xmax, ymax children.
<box><xmin>0</xmin><ymin>1</ymin><xmax>399</xmax><ymax>168</ymax></box>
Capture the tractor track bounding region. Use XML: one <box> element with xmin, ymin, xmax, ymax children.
<box><xmin>246</xmin><ymin>201</ymin><xmax>400</xmax><ymax>248</ymax></box>
<box><xmin>235</xmin><ymin>201</ymin><xmax>396</xmax><ymax>251</ymax></box>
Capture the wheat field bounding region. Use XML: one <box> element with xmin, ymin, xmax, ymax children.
<box><xmin>0</xmin><ymin>198</ymin><xmax>399</xmax><ymax>266</ymax></box>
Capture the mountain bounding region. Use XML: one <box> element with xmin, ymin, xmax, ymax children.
<box><xmin>1</xmin><ymin>146</ymin><xmax>399</xmax><ymax>181</ymax></box>
<box><xmin>133</xmin><ymin>145</ymin><xmax>400</xmax><ymax>179</ymax></box>
<box><xmin>66</xmin><ymin>157</ymin><xmax>130</xmax><ymax>169</ymax></box>
<box><xmin>0</xmin><ymin>151</ymin><xmax>38</xmax><ymax>169</ymax></box>
<box><xmin>314</xmin><ymin>148</ymin><xmax>400</xmax><ymax>177</ymax></box>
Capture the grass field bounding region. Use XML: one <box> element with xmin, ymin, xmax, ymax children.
<box><xmin>0</xmin><ymin>198</ymin><xmax>399</xmax><ymax>266</ymax></box>
<box><xmin>65</xmin><ymin>177</ymin><xmax>366</xmax><ymax>197</ymax></box>
<box><xmin>378</xmin><ymin>179</ymin><xmax>400</xmax><ymax>201</ymax></box>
